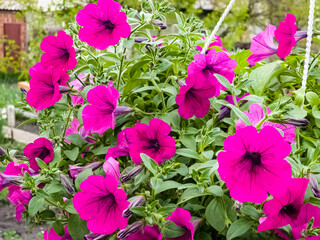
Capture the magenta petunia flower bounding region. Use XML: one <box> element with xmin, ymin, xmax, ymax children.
<box><xmin>69</xmin><ymin>73</ymin><xmax>94</xmax><ymax>105</ymax></box>
<box><xmin>44</xmin><ymin>226</ymin><xmax>73</xmax><ymax>240</ymax></box>
<box><xmin>235</xmin><ymin>103</ymin><xmax>295</xmax><ymax>143</ymax></box>
<box><xmin>196</xmin><ymin>36</ymin><xmax>225</xmax><ymax>53</ymax></box>
<box><xmin>126</xmin><ymin>225</ymin><xmax>163</xmax><ymax>240</ymax></box>
<box><xmin>24</xmin><ymin>137</ymin><xmax>54</xmax><ymax>171</ymax></box>
<box><xmin>187</xmin><ymin>49</ymin><xmax>237</xmax><ymax>92</ymax></box>
<box><xmin>65</xmin><ymin>118</ymin><xmax>94</xmax><ymax>143</ymax></box>
<box><xmin>247</xmin><ymin>25</ymin><xmax>278</xmax><ymax>66</ymax></box>
<box><xmin>126</xmin><ymin>118</ymin><xmax>176</xmax><ymax>165</ymax></box>
<box><xmin>275</xmin><ymin>14</ymin><xmax>307</xmax><ymax>59</ymax></box>
<box><xmin>257</xmin><ymin>178</ymin><xmax>309</xmax><ymax>232</ymax></box>
<box><xmin>166</xmin><ymin>208</ymin><xmax>195</xmax><ymax>240</ymax></box>
<box><xmin>105</xmin><ymin>128</ymin><xmax>130</xmax><ymax>159</ymax></box>
<box><xmin>175</xmin><ymin>77</ymin><xmax>217</xmax><ymax>119</ymax></box>
<box><xmin>29</xmin><ymin>62</ymin><xmax>46</xmax><ymax>77</ymax></box>
<box><xmin>7</xmin><ymin>185</ymin><xmax>32</xmax><ymax>222</ymax></box>
<box><xmin>76</xmin><ymin>0</ymin><xmax>131</xmax><ymax>50</ymax></box>
<box><xmin>26</xmin><ymin>66</ymin><xmax>69</xmax><ymax>112</ymax></box>
<box><xmin>103</xmin><ymin>157</ymin><xmax>121</xmax><ymax>184</ymax></box>
<box><xmin>73</xmin><ymin>175</ymin><xmax>130</xmax><ymax>234</ymax></box>
<box><xmin>82</xmin><ymin>82</ymin><xmax>119</xmax><ymax>133</ymax></box>
<box><xmin>40</xmin><ymin>30</ymin><xmax>77</xmax><ymax>71</ymax></box>
<box><xmin>217</xmin><ymin>126</ymin><xmax>292</xmax><ymax>203</ymax></box>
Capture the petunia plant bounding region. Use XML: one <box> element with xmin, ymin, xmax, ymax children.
<box><xmin>2</xmin><ymin>0</ymin><xmax>320</xmax><ymax>239</ymax></box>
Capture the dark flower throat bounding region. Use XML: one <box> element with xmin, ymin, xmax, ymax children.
<box><xmin>149</xmin><ymin>139</ymin><xmax>160</xmax><ymax>150</ymax></box>
<box><xmin>244</xmin><ymin>151</ymin><xmax>261</xmax><ymax>166</ymax></box>
<box><xmin>102</xmin><ymin>20</ymin><xmax>115</xmax><ymax>31</ymax></box>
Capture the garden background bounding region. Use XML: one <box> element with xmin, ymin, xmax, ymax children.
<box><xmin>0</xmin><ymin>0</ymin><xmax>319</xmax><ymax>239</ymax></box>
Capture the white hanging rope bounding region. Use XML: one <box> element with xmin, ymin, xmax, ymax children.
<box><xmin>201</xmin><ymin>0</ymin><xmax>237</xmax><ymax>54</ymax></box>
<box><xmin>301</xmin><ymin>0</ymin><xmax>316</xmax><ymax>90</ymax></box>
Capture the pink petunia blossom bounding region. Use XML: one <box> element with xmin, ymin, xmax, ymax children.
<box><xmin>257</xmin><ymin>178</ymin><xmax>309</xmax><ymax>232</ymax></box>
<box><xmin>73</xmin><ymin>175</ymin><xmax>130</xmax><ymax>234</ymax></box>
<box><xmin>26</xmin><ymin>66</ymin><xmax>69</xmax><ymax>112</ymax></box>
<box><xmin>82</xmin><ymin>82</ymin><xmax>119</xmax><ymax>133</ymax></box>
<box><xmin>76</xmin><ymin>0</ymin><xmax>131</xmax><ymax>50</ymax></box>
<box><xmin>247</xmin><ymin>25</ymin><xmax>278</xmax><ymax>66</ymax></box>
<box><xmin>103</xmin><ymin>157</ymin><xmax>121</xmax><ymax>184</ymax></box>
<box><xmin>175</xmin><ymin>77</ymin><xmax>217</xmax><ymax>119</ymax></box>
<box><xmin>126</xmin><ymin>225</ymin><xmax>163</xmax><ymax>240</ymax></box>
<box><xmin>187</xmin><ymin>49</ymin><xmax>237</xmax><ymax>92</ymax></box>
<box><xmin>166</xmin><ymin>208</ymin><xmax>195</xmax><ymax>240</ymax></box>
<box><xmin>217</xmin><ymin>126</ymin><xmax>292</xmax><ymax>203</ymax></box>
<box><xmin>44</xmin><ymin>226</ymin><xmax>73</xmax><ymax>240</ymax></box>
<box><xmin>40</xmin><ymin>31</ymin><xmax>77</xmax><ymax>71</ymax></box>
<box><xmin>23</xmin><ymin>138</ymin><xmax>54</xmax><ymax>171</ymax></box>
<box><xmin>235</xmin><ymin>103</ymin><xmax>295</xmax><ymax>143</ymax></box>
<box><xmin>196</xmin><ymin>36</ymin><xmax>225</xmax><ymax>53</ymax></box>
<box><xmin>69</xmin><ymin>73</ymin><xmax>94</xmax><ymax>105</ymax></box>
<box><xmin>126</xmin><ymin>118</ymin><xmax>176</xmax><ymax>165</ymax></box>
<box><xmin>105</xmin><ymin>128</ymin><xmax>130</xmax><ymax>159</ymax></box>
<box><xmin>7</xmin><ymin>185</ymin><xmax>32</xmax><ymax>222</ymax></box>
<box><xmin>69</xmin><ymin>162</ymin><xmax>102</xmax><ymax>179</ymax></box>
<box><xmin>275</xmin><ymin>14</ymin><xmax>307</xmax><ymax>59</ymax></box>
<box><xmin>29</xmin><ymin>62</ymin><xmax>46</xmax><ymax>77</ymax></box>
<box><xmin>65</xmin><ymin>118</ymin><xmax>94</xmax><ymax>143</ymax></box>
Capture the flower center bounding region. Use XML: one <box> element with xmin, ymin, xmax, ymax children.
<box><xmin>102</xmin><ymin>20</ymin><xmax>115</xmax><ymax>31</ymax></box>
<box><xmin>280</xmin><ymin>204</ymin><xmax>299</xmax><ymax>219</ymax></box>
<box><xmin>149</xmin><ymin>139</ymin><xmax>160</xmax><ymax>150</ymax></box>
<box><xmin>61</xmin><ymin>48</ymin><xmax>70</xmax><ymax>60</ymax></box>
<box><xmin>203</xmin><ymin>64</ymin><xmax>215</xmax><ymax>73</ymax></box>
<box><xmin>38</xmin><ymin>147</ymin><xmax>50</xmax><ymax>160</ymax></box>
<box><xmin>244</xmin><ymin>151</ymin><xmax>261</xmax><ymax>166</ymax></box>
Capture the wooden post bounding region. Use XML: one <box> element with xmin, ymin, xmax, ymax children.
<box><xmin>7</xmin><ymin>105</ymin><xmax>15</xmax><ymax>139</ymax></box>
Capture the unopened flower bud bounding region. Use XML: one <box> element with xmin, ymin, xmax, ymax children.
<box><xmin>294</xmin><ymin>31</ymin><xmax>308</xmax><ymax>42</ymax></box>
<box><xmin>121</xmin><ymin>165</ymin><xmax>144</xmax><ymax>183</ymax></box>
<box><xmin>134</xmin><ymin>37</ymin><xmax>148</xmax><ymax>43</ymax></box>
<box><xmin>117</xmin><ymin>221</ymin><xmax>144</xmax><ymax>239</ymax></box>
<box><xmin>177</xmin><ymin>80</ymin><xmax>186</xmax><ymax>87</ymax></box>
<box><xmin>218</xmin><ymin>106</ymin><xmax>231</xmax><ymax>121</ymax></box>
<box><xmin>20</xmin><ymin>88</ymin><xmax>28</xmax><ymax>95</ymax></box>
<box><xmin>0</xmin><ymin>147</ymin><xmax>6</xmax><ymax>156</ymax></box>
<box><xmin>60</xmin><ymin>174</ymin><xmax>75</xmax><ymax>194</ymax></box>
<box><xmin>59</xmin><ymin>85</ymin><xmax>70</xmax><ymax>94</ymax></box>
<box><xmin>308</xmin><ymin>173</ymin><xmax>320</xmax><ymax>198</ymax></box>
<box><xmin>234</xmin><ymin>200</ymin><xmax>243</xmax><ymax>212</ymax></box>
<box><xmin>152</xmin><ymin>20</ymin><xmax>167</xmax><ymax>30</ymax></box>
<box><xmin>191</xmin><ymin>218</ymin><xmax>203</xmax><ymax>230</ymax></box>
<box><xmin>114</xmin><ymin>106</ymin><xmax>134</xmax><ymax>117</ymax></box>
<box><xmin>0</xmin><ymin>173</ymin><xmax>23</xmax><ymax>192</ymax></box>
<box><xmin>84</xmin><ymin>233</ymin><xmax>108</xmax><ymax>240</ymax></box>
<box><xmin>69</xmin><ymin>162</ymin><xmax>103</xmax><ymax>179</ymax></box>
<box><xmin>75</xmin><ymin>48</ymin><xmax>81</xmax><ymax>55</ymax></box>
<box><xmin>281</xmin><ymin>118</ymin><xmax>310</xmax><ymax>127</ymax></box>
<box><xmin>123</xmin><ymin>195</ymin><xmax>146</xmax><ymax>218</ymax></box>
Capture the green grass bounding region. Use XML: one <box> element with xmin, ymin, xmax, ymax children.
<box><xmin>0</xmin><ymin>83</ymin><xmax>23</xmax><ymax>108</ymax></box>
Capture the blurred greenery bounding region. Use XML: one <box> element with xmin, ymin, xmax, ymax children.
<box><xmin>0</xmin><ymin>84</ymin><xmax>23</xmax><ymax>108</ymax></box>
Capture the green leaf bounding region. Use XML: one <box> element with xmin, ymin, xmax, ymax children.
<box><xmin>215</xmin><ymin>74</ymin><xmax>232</xmax><ymax>91</ymax></box>
<box><xmin>226</xmin><ymin>218</ymin><xmax>253</xmax><ymax>240</ymax></box>
<box><xmin>180</xmin><ymin>134</ymin><xmax>196</xmax><ymax>151</ymax></box>
<box><xmin>207</xmin><ymin>186</ymin><xmax>224</xmax><ymax>197</ymax></box>
<box><xmin>75</xmin><ymin>169</ymin><xmax>93</xmax><ymax>192</ymax></box>
<box><xmin>154</xmin><ymin>180</ymin><xmax>181</xmax><ymax>195</ymax></box>
<box><xmin>306</xmin><ymin>92</ymin><xmax>320</xmax><ymax>107</ymax></box>
<box><xmin>178</xmin><ymin>187</ymin><xmax>207</xmax><ymax>204</ymax></box>
<box><xmin>162</xmin><ymin>221</ymin><xmax>186</xmax><ymax>238</ymax></box>
<box><xmin>130</xmin><ymin>60</ymin><xmax>150</xmax><ymax>78</ymax></box>
<box><xmin>28</xmin><ymin>196</ymin><xmax>45</xmax><ymax>216</ymax></box>
<box><xmin>63</xmin><ymin>200</ymin><xmax>78</xmax><ymax>214</ymax></box>
<box><xmin>16</xmin><ymin>118</ymin><xmax>37</xmax><ymax>128</ymax></box>
<box><xmin>312</xmin><ymin>105</ymin><xmax>320</xmax><ymax>119</ymax></box>
<box><xmin>176</xmin><ymin>148</ymin><xmax>201</xmax><ymax>160</ymax></box>
<box><xmin>50</xmin><ymin>146</ymin><xmax>61</xmax><ymax>168</ymax></box>
<box><xmin>227</xmin><ymin>104</ymin><xmax>251</xmax><ymax>125</ymax></box>
<box><xmin>205</xmin><ymin>198</ymin><xmax>225</xmax><ymax>231</ymax></box>
<box><xmin>130</xmin><ymin>206</ymin><xmax>147</xmax><ymax>217</ymax></box>
<box><xmin>64</xmin><ymin>147</ymin><xmax>79</xmax><ymax>161</ymax></box>
<box><xmin>249</xmin><ymin>62</ymin><xmax>281</xmax><ymax>96</ymax></box>
<box><xmin>35</xmin><ymin>158</ymin><xmax>48</xmax><ymax>170</ymax></box>
<box><xmin>241</xmin><ymin>205</ymin><xmax>261</xmax><ymax>220</ymax></box>
<box><xmin>141</xmin><ymin>153</ymin><xmax>158</xmax><ymax>175</ymax></box>
<box><xmin>92</xmin><ymin>146</ymin><xmax>109</xmax><ymax>155</ymax></box>
<box><xmin>53</xmin><ymin>221</ymin><xmax>65</xmax><ymax>237</ymax></box>
<box><xmin>68</xmin><ymin>214</ymin><xmax>89</xmax><ymax>240</ymax></box>
<box><xmin>65</xmin><ymin>134</ymin><xmax>87</xmax><ymax>147</ymax></box>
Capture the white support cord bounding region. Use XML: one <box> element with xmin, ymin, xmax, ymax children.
<box><xmin>301</xmin><ymin>0</ymin><xmax>316</xmax><ymax>92</ymax></box>
<box><xmin>201</xmin><ymin>0</ymin><xmax>237</xmax><ymax>54</ymax></box>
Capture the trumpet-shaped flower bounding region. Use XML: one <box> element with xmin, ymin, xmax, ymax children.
<box><xmin>257</xmin><ymin>178</ymin><xmax>309</xmax><ymax>232</ymax></box>
<box><xmin>65</xmin><ymin>118</ymin><xmax>93</xmax><ymax>143</ymax></box>
<box><xmin>76</xmin><ymin>0</ymin><xmax>131</xmax><ymax>50</ymax></box>
<box><xmin>217</xmin><ymin>126</ymin><xmax>292</xmax><ymax>203</ymax></box>
<box><xmin>126</xmin><ymin>118</ymin><xmax>176</xmax><ymax>164</ymax></box>
<box><xmin>73</xmin><ymin>175</ymin><xmax>130</xmax><ymax>234</ymax></box>
<box><xmin>105</xmin><ymin>128</ymin><xmax>130</xmax><ymax>159</ymax></box>
<box><xmin>176</xmin><ymin>77</ymin><xmax>217</xmax><ymax>119</ymax></box>
<box><xmin>166</xmin><ymin>208</ymin><xmax>195</xmax><ymax>240</ymax></box>
<box><xmin>69</xmin><ymin>73</ymin><xmax>94</xmax><ymax>105</ymax></box>
<box><xmin>24</xmin><ymin>138</ymin><xmax>54</xmax><ymax>171</ymax></box>
<box><xmin>103</xmin><ymin>157</ymin><xmax>121</xmax><ymax>184</ymax></box>
<box><xmin>7</xmin><ymin>185</ymin><xmax>32</xmax><ymax>222</ymax></box>
<box><xmin>27</xmin><ymin>67</ymin><xmax>69</xmax><ymax>112</ymax></box>
<box><xmin>235</xmin><ymin>103</ymin><xmax>295</xmax><ymax>143</ymax></box>
<box><xmin>40</xmin><ymin>31</ymin><xmax>77</xmax><ymax>71</ymax></box>
<box><xmin>126</xmin><ymin>225</ymin><xmax>162</xmax><ymax>240</ymax></box>
<box><xmin>44</xmin><ymin>226</ymin><xmax>73</xmax><ymax>240</ymax></box>
<box><xmin>187</xmin><ymin>49</ymin><xmax>237</xmax><ymax>92</ymax></box>
<box><xmin>247</xmin><ymin>25</ymin><xmax>278</xmax><ymax>66</ymax></box>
